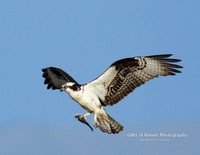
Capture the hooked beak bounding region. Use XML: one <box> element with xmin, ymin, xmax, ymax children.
<box><xmin>60</xmin><ymin>84</ymin><xmax>67</xmax><ymax>92</ymax></box>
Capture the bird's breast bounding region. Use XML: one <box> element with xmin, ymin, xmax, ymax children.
<box><xmin>68</xmin><ymin>87</ymin><xmax>101</xmax><ymax>113</ymax></box>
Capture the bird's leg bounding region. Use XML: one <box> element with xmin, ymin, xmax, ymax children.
<box><xmin>74</xmin><ymin>112</ymin><xmax>93</xmax><ymax>131</ymax></box>
<box><xmin>83</xmin><ymin>112</ymin><xmax>92</xmax><ymax>120</ymax></box>
<box><xmin>74</xmin><ymin>112</ymin><xmax>91</xmax><ymax>120</ymax></box>
<box><xmin>93</xmin><ymin>113</ymin><xmax>98</xmax><ymax>128</ymax></box>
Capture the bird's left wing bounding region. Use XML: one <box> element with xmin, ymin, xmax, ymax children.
<box><xmin>87</xmin><ymin>54</ymin><xmax>183</xmax><ymax>106</ymax></box>
<box><xmin>42</xmin><ymin>67</ymin><xmax>78</xmax><ymax>90</ymax></box>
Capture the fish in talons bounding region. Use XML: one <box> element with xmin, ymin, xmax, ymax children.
<box><xmin>74</xmin><ymin>113</ymin><xmax>93</xmax><ymax>131</ymax></box>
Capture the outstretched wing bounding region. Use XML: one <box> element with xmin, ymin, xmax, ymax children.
<box><xmin>87</xmin><ymin>54</ymin><xmax>183</xmax><ymax>106</ymax></box>
<box><xmin>42</xmin><ymin>67</ymin><xmax>78</xmax><ymax>90</ymax></box>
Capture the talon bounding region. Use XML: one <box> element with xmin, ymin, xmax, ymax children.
<box><xmin>83</xmin><ymin>115</ymin><xmax>86</xmax><ymax>120</ymax></box>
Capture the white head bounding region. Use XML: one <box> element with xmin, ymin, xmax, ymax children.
<box><xmin>61</xmin><ymin>82</ymin><xmax>81</xmax><ymax>97</ymax></box>
<box><xmin>61</xmin><ymin>82</ymin><xmax>76</xmax><ymax>91</ymax></box>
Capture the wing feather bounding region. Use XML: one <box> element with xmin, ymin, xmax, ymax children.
<box><xmin>87</xmin><ymin>54</ymin><xmax>183</xmax><ymax>106</ymax></box>
<box><xmin>42</xmin><ymin>67</ymin><xmax>78</xmax><ymax>90</ymax></box>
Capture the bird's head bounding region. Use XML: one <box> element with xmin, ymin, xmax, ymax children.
<box><xmin>60</xmin><ymin>82</ymin><xmax>76</xmax><ymax>92</ymax></box>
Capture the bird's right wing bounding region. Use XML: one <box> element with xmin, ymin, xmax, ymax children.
<box><xmin>87</xmin><ymin>54</ymin><xmax>183</xmax><ymax>106</ymax></box>
<box><xmin>42</xmin><ymin>67</ymin><xmax>78</xmax><ymax>90</ymax></box>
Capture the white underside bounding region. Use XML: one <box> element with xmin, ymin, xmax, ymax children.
<box><xmin>65</xmin><ymin>85</ymin><xmax>101</xmax><ymax>113</ymax></box>
<box><xmin>65</xmin><ymin>66</ymin><xmax>118</xmax><ymax>113</ymax></box>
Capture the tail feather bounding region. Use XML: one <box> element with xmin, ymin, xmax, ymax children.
<box><xmin>95</xmin><ymin>108</ymin><xmax>123</xmax><ymax>134</ymax></box>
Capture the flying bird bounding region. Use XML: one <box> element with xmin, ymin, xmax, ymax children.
<box><xmin>42</xmin><ymin>54</ymin><xmax>183</xmax><ymax>134</ymax></box>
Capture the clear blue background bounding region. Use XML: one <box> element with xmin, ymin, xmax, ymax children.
<box><xmin>0</xmin><ymin>0</ymin><xmax>199</xmax><ymax>154</ymax></box>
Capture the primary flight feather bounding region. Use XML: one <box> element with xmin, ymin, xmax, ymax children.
<box><xmin>42</xmin><ymin>54</ymin><xmax>183</xmax><ymax>134</ymax></box>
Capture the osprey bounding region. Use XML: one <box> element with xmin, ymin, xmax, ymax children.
<box><xmin>42</xmin><ymin>54</ymin><xmax>183</xmax><ymax>134</ymax></box>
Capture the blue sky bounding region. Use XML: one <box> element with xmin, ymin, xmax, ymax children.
<box><xmin>0</xmin><ymin>0</ymin><xmax>199</xmax><ymax>154</ymax></box>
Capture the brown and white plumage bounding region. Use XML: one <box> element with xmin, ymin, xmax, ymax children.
<box><xmin>42</xmin><ymin>54</ymin><xmax>183</xmax><ymax>134</ymax></box>
<box><xmin>89</xmin><ymin>54</ymin><xmax>182</xmax><ymax>106</ymax></box>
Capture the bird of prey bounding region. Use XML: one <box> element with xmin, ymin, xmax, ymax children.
<box><xmin>42</xmin><ymin>54</ymin><xmax>182</xmax><ymax>134</ymax></box>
